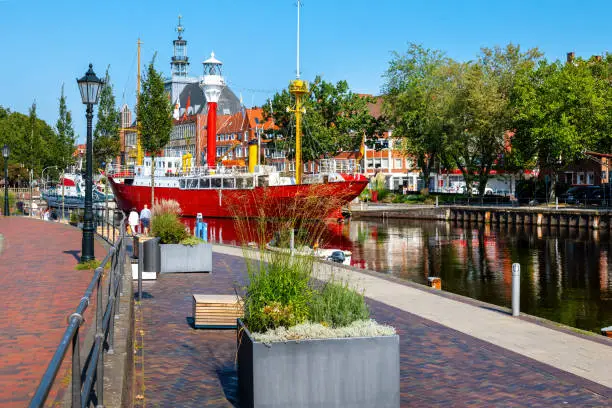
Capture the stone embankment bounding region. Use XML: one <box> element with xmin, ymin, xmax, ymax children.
<box><xmin>350</xmin><ymin>203</ymin><xmax>612</xmax><ymax>229</ymax></box>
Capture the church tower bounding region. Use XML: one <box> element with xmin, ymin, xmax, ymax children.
<box><xmin>171</xmin><ymin>15</ymin><xmax>189</xmax><ymax>77</ymax></box>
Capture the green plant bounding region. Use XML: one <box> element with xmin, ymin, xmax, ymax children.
<box><xmin>242</xmin><ymin>251</ymin><xmax>314</xmax><ymax>333</ymax></box>
<box><xmin>75</xmin><ymin>259</ymin><xmax>109</xmax><ymax>270</ymax></box>
<box><xmin>310</xmin><ymin>280</ymin><xmax>370</xmax><ymax>327</ymax></box>
<box><xmin>69</xmin><ymin>211</ymin><xmax>78</xmax><ymax>224</ymax></box>
<box><xmin>180</xmin><ymin>235</ymin><xmax>204</xmax><ymax>246</ymax></box>
<box><xmin>151</xmin><ymin>212</ymin><xmax>188</xmax><ymax>244</ymax></box>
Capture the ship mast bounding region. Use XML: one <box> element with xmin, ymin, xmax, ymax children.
<box><xmin>136</xmin><ymin>38</ymin><xmax>144</xmax><ymax>165</ymax></box>
<box><xmin>288</xmin><ymin>0</ymin><xmax>308</xmax><ymax>184</ymax></box>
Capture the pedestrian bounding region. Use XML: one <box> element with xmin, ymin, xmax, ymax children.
<box><xmin>140</xmin><ymin>204</ymin><xmax>152</xmax><ymax>236</ymax></box>
<box><xmin>128</xmin><ymin>207</ymin><xmax>140</xmax><ymax>236</ymax></box>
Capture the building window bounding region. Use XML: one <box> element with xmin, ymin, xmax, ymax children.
<box><xmin>395</xmin><ymin>158</ymin><xmax>402</xmax><ymax>169</ymax></box>
<box><xmin>381</xmin><ymin>159</ymin><xmax>389</xmax><ymax>169</ymax></box>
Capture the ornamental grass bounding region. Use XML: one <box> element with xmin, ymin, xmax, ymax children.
<box><xmin>226</xmin><ymin>184</ymin><xmax>375</xmax><ymax>335</ymax></box>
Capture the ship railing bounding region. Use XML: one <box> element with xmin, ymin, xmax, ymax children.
<box><xmin>317</xmin><ymin>159</ymin><xmax>363</xmax><ymax>175</ymax></box>
<box><xmin>107</xmin><ymin>164</ymin><xmax>135</xmax><ymax>178</ymax></box>
<box><xmin>29</xmin><ymin>213</ymin><xmax>128</xmax><ymax>408</ymax></box>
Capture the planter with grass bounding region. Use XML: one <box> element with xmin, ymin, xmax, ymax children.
<box><xmin>236</xmin><ymin>252</ymin><xmax>399</xmax><ymax>408</ymax></box>
<box><xmin>151</xmin><ymin>200</ymin><xmax>212</xmax><ymax>274</ymax></box>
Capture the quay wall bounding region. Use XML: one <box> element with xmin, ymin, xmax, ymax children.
<box><xmin>350</xmin><ymin>204</ymin><xmax>612</xmax><ymax>230</ymax></box>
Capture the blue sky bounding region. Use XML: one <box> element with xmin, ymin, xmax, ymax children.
<box><xmin>0</xmin><ymin>0</ymin><xmax>610</xmax><ymax>143</ymax></box>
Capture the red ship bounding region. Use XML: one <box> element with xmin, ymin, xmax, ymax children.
<box><xmin>108</xmin><ymin>161</ymin><xmax>368</xmax><ymax>219</ymax></box>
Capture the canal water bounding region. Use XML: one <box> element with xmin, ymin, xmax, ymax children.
<box><xmin>193</xmin><ymin>217</ymin><xmax>612</xmax><ymax>333</ymax></box>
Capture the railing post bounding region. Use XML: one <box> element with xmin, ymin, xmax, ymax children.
<box><xmin>95</xmin><ymin>267</ymin><xmax>103</xmax><ymax>335</ymax></box>
<box><xmin>71</xmin><ymin>318</ymin><xmax>83</xmax><ymax>408</ymax></box>
<box><xmin>512</xmin><ymin>263</ymin><xmax>520</xmax><ymax>317</ymax></box>
<box><xmin>95</xmin><ymin>332</ymin><xmax>105</xmax><ymax>408</ymax></box>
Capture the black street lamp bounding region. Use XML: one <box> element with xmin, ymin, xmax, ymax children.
<box><xmin>77</xmin><ymin>64</ymin><xmax>104</xmax><ymax>262</ymax></box>
<box><xmin>3</xmin><ymin>144</ymin><xmax>9</xmax><ymax>216</ymax></box>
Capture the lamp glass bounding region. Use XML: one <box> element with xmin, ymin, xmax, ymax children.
<box><xmin>76</xmin><ymin>64</ymin><xmax>104</xmax><ymax>105</ymax></box>
<box><xmin>2</xmin><ymin>144</ymin><xmax>8</xmax><ymax>159</ymax></box>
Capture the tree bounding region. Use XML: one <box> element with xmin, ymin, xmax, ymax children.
<box><xmin>137</xmin><ymin>56</ymin><xmax>172</xmax><ymax>206</ymax></box>
<box><xmin>512</xmin><ymin>56</ymin><xmax>609</xmax><ymax>199</ymax></box>
<box><xmin>93</xmin><ymin>69</ymin><xmax>121</xmax><ymax>170</ymax></box>
<box><xmin>263</xmin><ymin>76</ymin><xmax>374</xmax><ymax>162</ymax></box>
<box><xmin>55</xmin><ymin>84</ymin><xmax>76</xmax><ymax>172</ymax></box>
<box><xmin>382</xmin><ymin>43</ymin><xmax>453</xmax><ymax>193</ymax></box>
<box><xmin>446</xmin><ymin>44</ymin><xmax>541</xmax><ymax>196</ymax></box>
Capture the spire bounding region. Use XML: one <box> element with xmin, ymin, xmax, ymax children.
<box><xmin>171</xmin><ymin>15</ymin><xmax>189</xmax><ymax>77</ymax></box>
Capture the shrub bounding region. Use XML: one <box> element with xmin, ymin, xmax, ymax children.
<box><xmin>151</xmin><ymin>213</ymin><xmax>188</xmax><ymax>244</ymax></box>
<box><xmin>179</xmin><ymin>235</ymin><xmax>205</xmax><ymax>246</ymax></box>
<box><xmin>309</xmin><ymin>280</ymin><xmax>369</xmax><ymax>327</ymax></box>
<box><xmin>69</xmin><ymin>211</ymin><xmax>79</xmax><ymax>224</ymax></box>
<box><xmin>242</xmin><ymin>251</ymin><xmax>313</xmax><ymax>333</ymax></box>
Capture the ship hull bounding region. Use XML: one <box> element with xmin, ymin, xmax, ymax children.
<box><xmin>109</xmin><ymin>176</ymin><xmax>368</xmax><ymax>218</ymax></box>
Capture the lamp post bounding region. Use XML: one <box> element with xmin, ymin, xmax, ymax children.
<box><xmin>3</xmin><ymin>144</ymin><xmax>9</xmax><ymax>216</ymax></box>
<box><xmin>77</xmin><ymin>64</ymin><xmax>104</xmax><ymax>262</ymax></box>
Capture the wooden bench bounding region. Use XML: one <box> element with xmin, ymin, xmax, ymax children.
<box><xmin>193</xmin><ymin>294</ymin><xmax>243</xmax><ymax>329</ymax></box>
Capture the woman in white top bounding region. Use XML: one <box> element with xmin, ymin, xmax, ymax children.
<box><xmin>128</xmin><ymin>208</ymin><xmax>140</xmax><ymax>235</ymax></box>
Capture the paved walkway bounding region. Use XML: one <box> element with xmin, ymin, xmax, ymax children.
<box><xmin>136</xmin><ymin>245</ymin><xmax>611</xmax><ymax>407</ymax></box>
<box><xmin>0</xmin><ymin>217</ymin><xmax>106</xmax><ymax>407</ymax></box>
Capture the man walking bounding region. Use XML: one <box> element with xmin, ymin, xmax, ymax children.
<box><xmin>140</xmin><ymin>204</ymin><xmax>152</xmax><ymax>236</ymax></box>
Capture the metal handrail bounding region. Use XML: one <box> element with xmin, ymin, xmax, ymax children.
<box><xmin>29</xmin><ymin>212</ymin><xmax>127</xmax><ymax>407</ymax></box>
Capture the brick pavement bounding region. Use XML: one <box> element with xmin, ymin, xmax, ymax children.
<box><xmin>136</xmin><ymin>251</ymin><xmax>610</xmax><ymax>407</ymax></box>
<box><xmin>0</xmin><ymin>217</ymin><xmax>106</xmax><ymax>407</ymax></box>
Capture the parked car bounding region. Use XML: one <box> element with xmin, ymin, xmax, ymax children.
<box><xmin>560</xmin><ymin>186</ymin><xmax>605</xmax><ymax>206</ymax></box>
<box><xmin>327</xmin><ymin>251</ymin><xmax>346</xmax><ymax>263</ymax></box>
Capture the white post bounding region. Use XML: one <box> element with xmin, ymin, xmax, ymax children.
<box><xmin>435</xmin><ymin>196</ymin><xmax>439</xmax><ymax>208</ymax></box>
<box><xmin>512</xmin><ymin>263</ymin><xmax>520</xmax><ymax>317</ymax></box>
<box><xmin>290</xmin><ymin>229</ymin><xmax>295</xmax><ymax>255</ymax></box>
<box><xmin>555</xmin><ymin>197</ymin><xmax>558</xmax><ymax>210</ymax></box>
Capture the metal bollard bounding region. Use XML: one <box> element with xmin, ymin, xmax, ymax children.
<box><xmin>435</xmin><ymin>196</ymin><xmax>439</xmax><ymax>208</ymax></box>
<box><xmin>555</xmin><ymin>197</ymin><xmax>558</xmax><ymax>210</ymax></box>
<box><xmin>290</xmin><ymin>229</ymin><xmax>295</xmax><ymax>255</ymax></box>
<box><xmin>138</xmin><ymin>240</ymin><xmax>144</xmax><ymax>302</ymax></box>
<box><xmin>512</xmin><ymin>263</ymin><xmax>520</xmax><ymax>316</ymax></box>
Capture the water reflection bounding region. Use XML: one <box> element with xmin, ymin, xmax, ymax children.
<box><xmin>182</xmin><ymin>217</ymin><xmax>611</xmax><ymax>333</ymax></box>
<box><xmin>347</xmin><ymin>219</ymin><xmax>612</xmax><ymax>333</ymax></box>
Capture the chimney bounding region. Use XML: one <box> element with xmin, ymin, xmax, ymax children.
<box><xmin>567</xmin><ymin>52</ymin><xmax>575</xmax><ymax>63</ymax></box>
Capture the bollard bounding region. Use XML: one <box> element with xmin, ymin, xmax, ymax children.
<box><xmin>435</xmin><ymin>196</ymin><xmax>439</xmax><ymax>208</ymax></box>
<box><xmin>138</xmin><ymin>240</ymin><xmax>144</xmax><ymax>302</ymax></box>
<box><xmin>555</xmin><ymin>197</ymin><xmax>558</xmax><ymax>210</ymax></box>
<box><xmin>512</xmin><ymin>263</ymin><xmax>520</xmax><ymax>316</ymax></box>
<box><xmin>290</xmin><ymin>229</ymin><xmax>295</xmax><ymax>255</ymax></box>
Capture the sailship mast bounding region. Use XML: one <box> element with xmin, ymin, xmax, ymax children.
<box><xmin>288</xmin><ymin>0</ymin><xmax>308</xmax><ymax>184</ymax></box>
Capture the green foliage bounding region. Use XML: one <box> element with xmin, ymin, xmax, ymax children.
<box><xmin>179</xmin><ymin>235</ymin><xmax>204</xmax><ymax>246</ymax></box>
<box><xmin>93</xmin><ymin>69</ymin><xmax>121</xmax><ymax>169</ymax></box>
<box><xmin>0</xmin><ymin>192</ymin><xmax>16</xmax><ymax>214</ymax></box>
<box><xmin>55</xmin><ymin>85</ymin><xmax>76</xmax><ymax>170</ymax></box>
<box><xmin>383</xmin><ymin>43</ymin><xmax>452</xmax><ymax>191</ymax></box>
<box><xmin>309</xmin><ymin>280</ymin><xmax>369</xmax><ymax>327</ymax></box>
<box><xmin>151</xmin><ymin>212</ymin><xmax>188</xmax><ymax>244</ymax></box>
<box><xmin>76</xmin><ymin>259</ymin><xmax>100</xmax><ymax>270</ymax></box>
<box><xmin>263</xmin><ymin>76</ymin><xmax>376</xmax><ymax>161</ymax></box>
<box><xmin>0</xmin><ymin>99</ymin><xmax>74</xmax><ymax>185</ymax></box>
<box><xmin>242</xmin><ymin>251</ymin><xmax>313</xmax><ymax>333</ymax></box>
<box><xmin>69</xmin><ymin>211</ymin><xmax>79</xmax><ymax>224</ymax></box>
<box><xmin>138</xmin><ymin>56</ymin><xmax>173</xmax><ymax>207</ymax></box>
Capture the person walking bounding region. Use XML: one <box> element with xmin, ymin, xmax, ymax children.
<box><xmin>128</xmin><ymin>207</ymin><xmax>140</xmax><ymax>236</ymax></box>
<box><xmin>140</xmin><ymin>204</ymin><xmax>152</xmax><ymax>236</ymax></box>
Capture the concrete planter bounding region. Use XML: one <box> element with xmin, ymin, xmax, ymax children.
<box><xmin>237</xmin><ymin>319</ymin><xmax>400</xmax><ymax>408</ymax></box>
<box><xmin>159</xmin><ymin>243</ymin><xmax>212</xmax><ymax>273</ymax></box>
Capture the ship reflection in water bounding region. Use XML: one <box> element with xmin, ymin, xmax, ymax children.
<box><xmin>183</xmin><ymin>217</ymin><xmax>611</xmax><ymax>333</ymax></box>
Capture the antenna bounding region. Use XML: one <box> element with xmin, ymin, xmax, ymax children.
<box><xmin>296</xmin><ymin>0</ymin><xmax>302</xmax><ymax>79</ymax></box>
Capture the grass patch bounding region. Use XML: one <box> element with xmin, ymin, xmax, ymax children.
<box><xmin>75</xmin><ymin>259</ymin><xmax>107</xmax><ymax>271</ymax></box>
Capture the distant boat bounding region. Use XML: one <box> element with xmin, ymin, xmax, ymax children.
<box><xmin>42</xmin><ymin>173</ymin><xmax>112</xmax><ymax>209</ymax></box>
